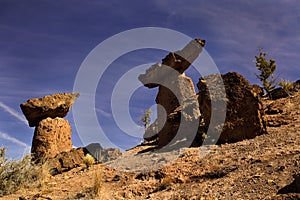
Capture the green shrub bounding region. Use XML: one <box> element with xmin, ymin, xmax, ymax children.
<box><xmin>0</xmin><ymin>148</ymin><xmax>38</xmax><ymax>197</ymax></box>
<box><xmin>255</xmin><ymin>51</ymin><xmax>278</xmax><ymax>98</ymax></box>
<box><xmin>279</xmin><ymin>79</ymin><xmax>294</xmax><ymax>94</ymax></box>
<box><xmin>140</xmin><ymin>109</ymin><xmax>152</xmax><ymax>129</ymax></box>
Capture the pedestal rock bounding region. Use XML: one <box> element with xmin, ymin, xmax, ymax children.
<box><xmin>139</xmin><ymin>39</ymin><xmax>205</xmax><ymax>148</ymax></box>
<box><xmin>31</xmin><ymin>117</ymin><xmax>72</xmax><ymax>163</ymax></box>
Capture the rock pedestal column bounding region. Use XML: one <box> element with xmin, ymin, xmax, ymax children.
<box><xmin>20</xmin><ymin>93</ymin><xmax>79</xmax><ymax>163</ymax></box>
<box><xmin>139</xmin><ymin>39</ymin><xmax>205</xmax><ymax>148</ymax></box>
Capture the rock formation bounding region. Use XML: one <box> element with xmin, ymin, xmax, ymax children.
<box><xmin>83</xmin><ymin>143</ymin><xmax>122</xmax><ymax>163</ymax></box>
<box><xmin>48</xmin><ymin>148</ymin><xmax>85</xmax><ymax>175</ymax></box>
<box><xmin>139</xmin><ymin>39</ymin><xmax>205</xmax><ymax>148</ymax></box>
<box><xmin>20</xmin><ymin>92</ymin><xmax>79</xmax><ymax>127</ymax></box>
<box><xmin>31</xmin><ymin>117</ymin><xmax>72</xmax><ymax>163</ymax></box>
<box><xmin>196</xmin><ymin>72</ymin><xmax>266</xmax><ymax>144</ymax></box>
<box><xmin>20</xmin><ymin>93</ymin><xmax>80</xmax><ymax>164</ymax></box>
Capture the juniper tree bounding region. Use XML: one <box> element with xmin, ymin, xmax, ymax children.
<box><xmin>255</xmin><ymin>51</ymin><xmax>278</xmax><ymax>98</ymax></box>
<box><xmin>140</xmin><ymin>109</ymin><xmax>152</xmax><ymax>129</ymax></box>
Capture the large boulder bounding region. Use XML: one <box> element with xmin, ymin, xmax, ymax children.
<box><xmin>197</xmin><ymin>72</ymin><xmax>266</xmax><ymax>144</ymax></box>
<box><xmin>20</xmin><ymin>92</ymin><xmax>79</xmax><ymax>127</ymax></box>
<box><xmin>31</xmin><ymin>117</ymin><xmax>72</xmax><ymax>163</ymax></box>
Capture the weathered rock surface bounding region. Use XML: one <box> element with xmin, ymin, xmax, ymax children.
<box><xmin>98</xmin><ymin>148</ymin><xmax>122</xmax><ymax>163</ymax></box>
<box><xmin>83</xmin><ymin>143</ymin><xmax>103</xmax><ymax>157</ymax></box>
<box><xmin>264</xmin><ymin>94</ymin><xmax>296</xmax><ymax>127</ymax></box>
<box><xmin>139</xmin><ymin>39</ymin><xmax>205</xmax><ymax>88</ymax></box>
<box><xmin>31</xmin><ymin>117</ymin><xmax>72</xmax><ymax>163</ymax></box>
<box><xmin>156</xmin><ymin>76</ymin><xmax>200</xmax><ymax>148</ymax></box>
<box><xmin>20</xmin><ymin>92</ymin><xmax>79</xmax><ymax>127</ymax></box>
<box><xmin>140</xmin><ymin>39</ymin><xmax>205</xmax><ymax>149</ymax></box>
<box><xmin>197</xmin><ymin>72</ymin><xmax>266</xmax><ymax>144</ymax></box>
<box><xmin>83</xmin><ymin>143</ymin><xmax>122</xmax><ymax>163</ymax></box>
<box><xmin>47</xmin><ymin>148</ymin><xmax>85</xmax><ymax>175</ymax></box>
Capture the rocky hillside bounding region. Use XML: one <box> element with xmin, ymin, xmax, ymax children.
<box><xmin>1</xmin><ymin>90</ymin><xmax>300</xmax><ymax>200</ymax></box>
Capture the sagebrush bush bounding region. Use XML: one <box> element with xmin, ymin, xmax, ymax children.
<box><xmin>0</xmin><ymin>148</ymin><xmax>39</xmax><ymax>197</ymax></box>
<box><xmin>84</xmin><ymin>153</ymin><xmax>95</xmax><ymax>167</ymax></box>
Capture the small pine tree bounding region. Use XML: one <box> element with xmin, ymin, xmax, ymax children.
<box><xmin>255</xmin><ymin>50</ymin><xmax>277</xmax><ymax>98</ymax></box>
<box><xmin>140</xmin><ymin>109</ymin><xmax>152</xmax><ymax>129</ymax></box>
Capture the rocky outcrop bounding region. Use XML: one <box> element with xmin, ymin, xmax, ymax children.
<box><xmin>196</xmin><ymin>72</ymin><xmax>266</xmax><ymax>144</ymax></box>
<box><xmin>139</xmin><ymin>39</ymin><xmax>204</xmax><ymax>148</ymax></box>
<box><xmin>21</xmin><ymin>93</ymin><xmax>79</xmax><ymax>165</ymax></box>
<box><xmin>20</xmin><ymin>92</ymin><xmax>79</xmax><ymax>127</ymax></box>
<box><xmin>156</xmin><ymin>80</ymin><xmax>200</xmax><ymax>148</ymax></box>
<box><xmin>31</xmin><ymin>117</ymin><xmax>72</xmax><ymax>163</ymax></box>
<box><xmin>83</xmin><ymin>143</ymin><xmax>121</xmax><ymax>163</ymax></box>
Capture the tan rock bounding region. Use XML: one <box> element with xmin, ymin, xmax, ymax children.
<box><xmin>31</xmin><ymin>117</ymin><xmax>72</xmax><ymax>163</ymax></box>
<box><xmin>196</xmin><ymin>72</ymin><xmax>266</xmax><ymax>144</ymax></box>
<box><xmin>20</xmin><ymin>92</ymin><xmax>79</xmax><ymax>127</ymax></box>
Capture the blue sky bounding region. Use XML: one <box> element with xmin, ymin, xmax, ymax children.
<box><xmin>0</xmin><ymin>0</ymin><xmax>299</xmax><ymax>159</ymax></box>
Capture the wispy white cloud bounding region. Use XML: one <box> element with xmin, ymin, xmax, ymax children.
<box><xmin>0</xmin><ymin>131</ymin><xmax>27</xmax><ymax>148</ymax></box>
<box><xmin>0</xmin><ymin>101</ymin><xmax>27</xmax><ymax>125</ymax></box>
<box><xmin>95</xmin><ymin>107</ymin><xmax>112</xmax><ymax>118</ymax></box>
<box><xmin>0</xmin><ymin>131</ymin><xmax>30</xmax><ymax>157</ymax></box>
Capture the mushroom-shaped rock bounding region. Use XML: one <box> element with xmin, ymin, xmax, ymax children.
<box><xmin>20</xmin><ymin>92</ymin><xmax>79</xmax><ymax>127</ymax></box>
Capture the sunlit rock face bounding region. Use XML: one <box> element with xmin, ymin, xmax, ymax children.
<box><xmin>20</xmin><ymin>92</ymin><xmax>79</xmax><ymax>127</ymax></box>
<box><xmin>20</xmin><ymin>92</ymin><xmax>79</xmax><ymax>164</ymax></box>
<box><xmin>31</xmin><ymin>117</ymin><xmax>72</xmax><ymax>163</ymax></box>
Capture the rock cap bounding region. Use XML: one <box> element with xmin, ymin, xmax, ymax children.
<box><xmin>20</xmin><ymin>92</ymin><xmax>79</xmax><ymax>127</ymax></box>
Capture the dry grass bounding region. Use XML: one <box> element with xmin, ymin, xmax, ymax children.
<box><xmin>83</xmin><ymin>153</ymin><xmax>95</xmax><ymax>168</ymax></box>
<box><xmin>0</xmin><ymin>148</ymin><xmax>40</xmax><ymax>197</ymax></box>
<box><xmin>90</xmin><ymin>165</ymin><xmax>103</xmax><ymax>198</ymax></box>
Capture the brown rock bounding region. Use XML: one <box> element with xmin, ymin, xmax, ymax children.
<box><xmin>47</xmin><ymin>148</ymin><xmax>85</xmax><ymax>175</ymax></box>
<box><xmin>138</xmin><ymin>39</ymin><xmax>205</xmax><ymax>88</ymax></box>
<box><xmin>269</xmin><ymin>88</ymin><xmax>289</xmax><ymax>100</ymax></box>
<box><xmin>32</xmin><ymin>117</ymin><xmax>72</xmax><ymax>163</ymax></box>
<box><xmin>156</xmin><ymin>75</ymin><xmax>200</xmax><ymax>148</ymax></box>
<box><xmin>20</xmin><ymin>92</ymin><xmax>79</xmax><ymax>127</ymax></box>
<box><xmin>197</xmin><ymin>72</ymin><xmax>266</xmax><ymax>144</ymax></box>
<box><xmin>97</xmin><ymin>148</ymin><xmax>122</xmax><ymax>163</ymax></box>
<box><xmin>161</xmin><ymin>39</ymin><xmax>205</xmax><ymax>74</ymax></box>
<box><xmin>139</xmin><ymin>39</ymin><xmax>205</xmax><ymax>149</ymax></box>
<box><xmin>252</xmin><ymin>84</ymin><xmax>264</xmax><ymax>97</ymax></box>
